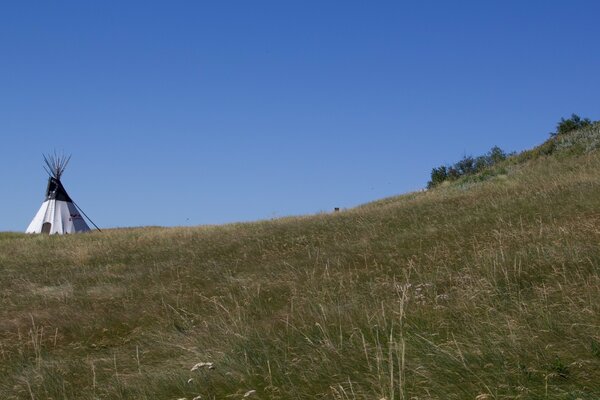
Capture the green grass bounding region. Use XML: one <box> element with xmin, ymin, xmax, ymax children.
<box><xmin>1</xmin><ymin>128</ymin><xmax>600</xmax><ymax>399</ymax></box>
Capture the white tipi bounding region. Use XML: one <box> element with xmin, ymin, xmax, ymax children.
<box><xmin>26</xmin><ymin>154</ymin><xmax>91</xmax><ymax>234</ymax></box>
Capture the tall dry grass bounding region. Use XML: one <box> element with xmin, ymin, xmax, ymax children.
<box><xmin>1</xmin><ymin>141</ymin><xmax>600</xmax><ymax>399</ymax></box>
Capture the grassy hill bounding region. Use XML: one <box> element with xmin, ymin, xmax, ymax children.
<box><xmin>1</xmin><ymin>124</ymin><xmax>600</xmax><ymax>399</ymax></box>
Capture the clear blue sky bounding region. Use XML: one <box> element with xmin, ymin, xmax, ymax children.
<box><xmin>1</xmin><ymin>1</ymin><xmax>599</xmax><ymax>231</ymax></box>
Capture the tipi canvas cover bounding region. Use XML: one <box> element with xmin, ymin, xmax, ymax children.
<box><xmin>26</xmin><ymin>155</ymin><xmax>91</xmax><ymax>234</ymax></box>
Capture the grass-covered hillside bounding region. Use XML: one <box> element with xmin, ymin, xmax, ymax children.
<box><xmin>1</xmin><ymin>124</ymin><xmax>600</xmax><ymax>399</ymax></box>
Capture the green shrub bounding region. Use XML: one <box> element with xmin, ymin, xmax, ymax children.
<box><xmin>551</xmin><ymin>114</ymin><xmax>592</xmax><ymax>136</ymax></box>
<box><xmin>488</xmin><ymin>145</ymin><xmax>508</xmax><ymax>163</ymax></box>
<box><xmin>427</xmin><ymin>115</ymin><xmax>597</xmax><ymax>189</ymax></box>
<box><xmin>428</xmin><ymin>166</ymin><xmax>448</xmax><ymax>189</ymax></box>
<box><xmin>427</xmin><ymin>146</ymin><xmax>508</xmax><ymax>188</ymax></box>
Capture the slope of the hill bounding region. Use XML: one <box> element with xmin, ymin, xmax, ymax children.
<box><xmin>1</xmin><ymin>127</ymin><xmax>600</xmax><ymax>399</ymax></box>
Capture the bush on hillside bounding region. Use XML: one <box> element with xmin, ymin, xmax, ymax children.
<box><xmin>551</xmin><ymin>114</ymin><xmax>592</xmax><ymax>136</ymax></box>
<box><xmin>428</xmin><ymin>115</ymin><xmax>598</xmax><ymax>189</ymax></box>
<box><xmin>554</xmin><ymin>121</ymin><xmax>600</xmax><ymax>153</ymax></box>
<box><xmin>427</xmin><ymin>146</ymin><xmax>508</xmax><ymax>188</ymax></box>
<box><xmin>429</xmin><ymin>165</ymin><xmax>449</xmax><ymax>187</ymax></box>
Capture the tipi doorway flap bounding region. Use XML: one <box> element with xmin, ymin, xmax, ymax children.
<box><xmin>41</xmin><ymin>223</ymin><xmax>51</xmax><ymax>234</ymax></box>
